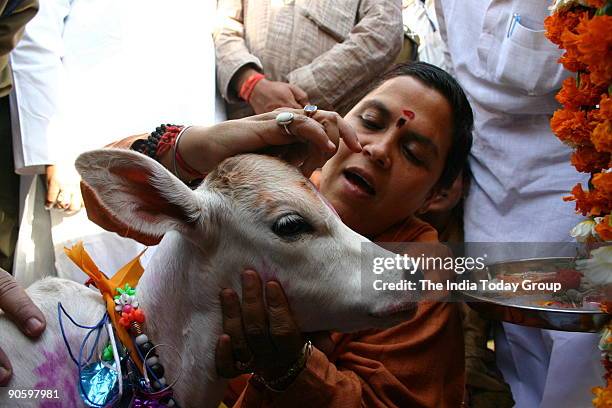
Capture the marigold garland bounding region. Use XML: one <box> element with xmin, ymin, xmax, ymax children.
<box><xmin>546</xmin><ymin>1</ymin><xmax>612</xmax><ymax>406</ymax></box>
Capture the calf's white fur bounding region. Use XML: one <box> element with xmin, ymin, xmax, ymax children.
<box><xmin>0</xmin><ymin>150</ymin><xmax>417</xmax><ymax>407</ymax></box>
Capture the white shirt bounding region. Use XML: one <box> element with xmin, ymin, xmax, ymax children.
<box><xmin>436</xmin><ymin>2</ymin><xmax>601</xmax><ymax>407</ymax></box>
<box><xmin>11</xmin><ymin>0</ymin><xmax>224</xmax><ymax>175</ymax></box>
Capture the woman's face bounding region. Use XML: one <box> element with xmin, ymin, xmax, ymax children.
<box><xmin>319</xmin><ymin>76</ymin><xmax>453</xmax><ymax>237</ymax></box>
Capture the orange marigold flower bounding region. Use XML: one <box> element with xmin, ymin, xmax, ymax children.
<box><xmin>551</xmin><ymin>108</ymin><xmax>595</xmax><ymax>146</ymax></box>
<box><xmin>595</xmin><ymin>215</ymin><xmax>612</xmax><ymax>241</ymax></box>
<box><xmin>592</xmin><ymin>120</ymin><xmax>612</xmax><ymax>153</ymax></box>
<box><xmin>575</xmin><ymin>15</ymin><xmax>612</xmax><ymax>86</ymax></box>
<box><xmin>571</xmin><ymin>145</ymin><xmax>611</xmax><ymax>172</ymax></box>
<box><xmin>593</xmin><ymin>172</ymin><xmax>612</xmax><ymax>195</ymax></box>
<box><xmin>596</xmin><ymin>94</ymin><xmax>612</xmax><ymax>122</ymax></box>
<box><xmin>558</xmin><ymin>46</ymin><xmax>587</xmax><ymax>72</ymax></box>
<box><xmin>556</xmin><ymin>74</ymin><xmax>606</xmax><ymax>109</ymax></box>
<box><xmin>585</xmin><ymin>0</ymin><xmax>606</xmax><ymax>8</ymax></box>
<box><xmin>593</xmin><ymin>383</ymin><xmax>612</xmax><ymax>408</ymax></box>
<box><xmin>565</xmin><ymin>182</ymin><xmax>612</xmax><ymax>216</ymax></box>
<box><xmin>545</xmin><ymin>10</ymin><xmax>583</xmax><ymax>46</ymax></box>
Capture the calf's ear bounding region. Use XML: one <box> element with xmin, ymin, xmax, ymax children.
<box><xmin>75</xmin><ymin>149</ymin><xmax>201</xmax><ymax>245</ymax></box>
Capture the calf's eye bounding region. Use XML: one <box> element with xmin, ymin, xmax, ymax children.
<box><xmin>272</xmin><ymin>213</ymin><xmax>313</xmax><ymax>238</ymax></box>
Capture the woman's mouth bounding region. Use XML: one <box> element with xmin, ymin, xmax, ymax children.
<box><xmin>343</xmin><ymin>169</ymin><xmax>376</xmax><ymax>197</ymax></box>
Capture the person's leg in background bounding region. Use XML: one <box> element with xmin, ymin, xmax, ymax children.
<box><xmin>0</xmin><ymin>95</ymin><xmax>20</xmax><ymax>272</ymax></box>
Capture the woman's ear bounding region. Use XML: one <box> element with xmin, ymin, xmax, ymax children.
<box><xmin>76</xmin><ymin>149</ymin><xmax>201</xmax><ymax>245</ymax></box>
<box><xmin>417</xmin><ymin>174</ymin><xmax>465</xmax><ymax>215</ymax></box>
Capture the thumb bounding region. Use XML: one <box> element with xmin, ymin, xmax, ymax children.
<box><xmin>0</xmin><ymin>268</ymin><xmax>46</xmax><ymax>338</ymax></box>
<box><xmin>289</xmin><ymin>84</ymin><xmax>310</xmax><ymax>107</ymax></box>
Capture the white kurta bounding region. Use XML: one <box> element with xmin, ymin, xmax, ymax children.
<box><xmin>10</xmin><ymin>0</ymin><xmax>225</xmax><ymax>286</ymax></box>
<box><xmin>436</xmin><ymin>1</ymin><xmax>601</xmax><ymax>407</ymax></box>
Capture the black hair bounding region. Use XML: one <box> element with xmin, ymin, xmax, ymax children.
<box><xmin>366</xmin><ymin>62</ymin><xmax>474</xmax><ymax>190</ymax></box>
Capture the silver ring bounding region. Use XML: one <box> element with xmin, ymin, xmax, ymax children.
<box><xmin>303</xmin><ymin>104</ymin><xmax>318</xmax><ymax>118</ymax></box>
<box><xmin>276</xmin><ymin>112</ymin><xmax>294</xmax><ymax>136</ymax></box>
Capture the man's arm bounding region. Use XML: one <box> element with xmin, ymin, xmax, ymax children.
<box><xmin>214</xmin><ymin>0</ymin><xmax>263</xmax><ymax>103</ymax></box>
<box><xmin>287</xmin><ymin>0</ymin><xmax>403</xmax><ymax>111</ymax></box>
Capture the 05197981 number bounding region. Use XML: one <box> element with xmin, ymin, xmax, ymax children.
<box><xmin>8</xmin><ymin>389</ymin><xmax>60</xmax><ymax>399</ymax></box>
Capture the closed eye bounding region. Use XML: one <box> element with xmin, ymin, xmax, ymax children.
<box><xmin>402</xmin><ymin>144</ymin><xmax>426</xmax><ymax>167</ymax></box>
<box><xmin>359</xmin><ymin>115</ymin><xmax>384</xmax><ymax>131</ymax></box>
<box><xmin>272</xmin><ymin>213</ymin><xmax>314</xmax><ymax>239</ymax></box>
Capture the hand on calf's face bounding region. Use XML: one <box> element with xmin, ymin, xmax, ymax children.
<box><xmin>215</xmin><ymin>270</ymin><xmax>305</xmax><ymax>380</ymax></box>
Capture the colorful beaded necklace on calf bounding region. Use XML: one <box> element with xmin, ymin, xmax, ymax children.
<box><xmin>61</xmin><ymin>242</ymin><xmax>180</xmax><ymax>407</ymax></box>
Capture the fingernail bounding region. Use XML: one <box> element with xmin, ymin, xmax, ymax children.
<box><xmin>266</xmin><ymin>282</ymin><xmax>282</xmax><ymax>306</ymax></box>
<box><xmin>0</xmin><ymin>367</ymin><xmax>10</xmax><ymax>383</ymax></box>
<box><xmin>25</xmin><ymin>317</ymin><xmax>44</xmax><ymax>336</ymax></box>
<box><xmin>242</xmin><ymin>271</ymin><xmax>256</xmax><ymax>289</ymax></box>
<box><xmin>327</xmin><ymin>141</ymin><xmax>336</xmax><ymax>151</ymax></box>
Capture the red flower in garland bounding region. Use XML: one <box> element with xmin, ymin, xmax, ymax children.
<box><xmin>119</xmin><ymin>308</ymin><xmax>145</xmax><ymax>328</ymax></box>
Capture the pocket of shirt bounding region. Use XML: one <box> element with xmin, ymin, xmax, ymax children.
<box><xmin>298</xmin><ymin>0</ymin><xmax>358</xmax><ymax>43</ymax></box>
<box><xmin>491</xmin><ymin>13</ymin><xmax>566</xmax><ymax>96</ymax></box>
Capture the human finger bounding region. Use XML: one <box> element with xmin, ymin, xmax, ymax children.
<box><xmin>45</xmin><ymin>177</ymin><xmax>60</xmax><ymax>210</ymax></box>
<box><xmin>215</xmin><ymin>334</ymin><xmax>242</xmax><ymax>378</ymax></box>
<box><xmin>288</xmin><ymin>84</ymin><xmax>309</xmax><ymax>107</ymax></box>
<box><xmin>265</xmin><ymin>281</ymin><xmax>303</xmax><ymax>358</ymax></box>
<box><xmin>0</xmin><ymin>268</ymin><xmax>46</xmax><ymax>338</ymax></box>
<box><xmin>67</xmin><ymin>190</ymin><xmax>84</xmax><ymax>214</ymax></box>
<box><xmin>294</xmin><ymin>110</ymin><xmax>361</xmax><ymax>155</ymax></box>
<box><xmin>220</xmin><ymin>288</ymin><xmax>252</xmax><ymax>365</ymax></box>
<box><xmin>0</xmin><ymin>346</ymin><xmax>13</xmax><ymax>386</ymax></box>
<box><xmin>241</xmin><ymin>270</ymin><xmax>272</xmax><ymax>355</ymax></box>
<box><xmin>55</xmin><ymin>190</ymin><xmax>71</xmax><ymax>210</ymax></box>
<box><xmin>285</xmin><ymin>114</ymin><xmax>338</xmax><ymax>154</ymax></box>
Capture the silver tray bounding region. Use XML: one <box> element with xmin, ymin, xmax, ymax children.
<box><xmin>460</xmin><ymin>257</ymin><xmax>610</xmax><ymax>332</ymax></box>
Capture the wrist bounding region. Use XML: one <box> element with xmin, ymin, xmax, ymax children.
<box><xmin>251</xmin><ymin>341</ymin><xmax>312</xmax><ymax>392</ymax></box>
<box><xmin>234</xmin><ymin>66</ymin><xmax>262</xmax><ymax>96</ymax></box>
<box><xmin>239</xmin><ymin>73</ymin><xmax>265</xmax><ymax>102</ymax></box>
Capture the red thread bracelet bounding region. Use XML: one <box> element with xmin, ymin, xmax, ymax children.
<box><xmin>155</xmin><ymin>126</ymin><xmax>203</xmax><ymax>179</ymax></box>
<box><xmin>239</xmin><ymin>72</ymin><xmax>265</xmax><ymax>102</ymax></box>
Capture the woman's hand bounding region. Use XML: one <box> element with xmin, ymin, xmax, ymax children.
<box><xmin>0</xmin><ymin>268</ymin><xmax>46</xmax><ymax>385</ymax></box>
<box><xmin>215</xmin><ymin>270</ymin><xmax>305</xmax><ymax>382</ymax></box>
<box><xmin>45</xmin><ymin>164</ymin><xmax>84</xmax><ymax>215</ymax></box>
<box><xmin>177</xmin><ymin>108</ymin><xmax>362</xmax><ymax>177</ymax></box>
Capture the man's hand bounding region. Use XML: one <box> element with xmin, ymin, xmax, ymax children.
<box><xmin>0</xmin><ymin>268</ymin><xmax>46</xmax><ymax>385</ymax></box>
<box><xmin>249</xmin><ymin>79</ymin><xmax>309</xmax><ymax>114</ymax></box>
<box><xmin>45</xmin><ymin>164</ymin><xmax>83</xmax><ymax>214</ymax></box>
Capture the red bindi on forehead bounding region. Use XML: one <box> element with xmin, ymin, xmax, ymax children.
<box><xmin>402</xmin><ymin>110</ymin><xmax>415</xmax><ymax>120</ymax></box>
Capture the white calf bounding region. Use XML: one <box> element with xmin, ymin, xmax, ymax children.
<box><xmin>0</xmin><ymin>150</ymin><xmax>417</xmax><ymax>407</ymax></box>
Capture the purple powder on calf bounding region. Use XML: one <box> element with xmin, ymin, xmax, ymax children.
<box><xmin>34</xmin><ymin>341</ymin><xmax>79</xmax><ymax>407</ymax></box>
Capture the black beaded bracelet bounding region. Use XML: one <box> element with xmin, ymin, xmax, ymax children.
<box><xmin>132</xmin><ymin>124</ymin><xmax>178</xmax><ymax>159</ymax></box>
